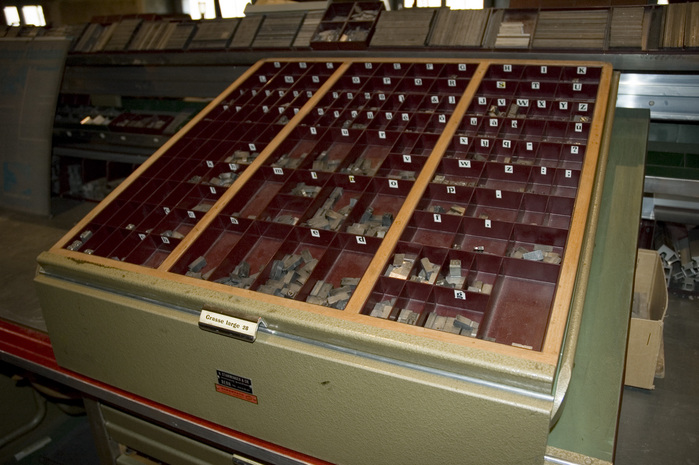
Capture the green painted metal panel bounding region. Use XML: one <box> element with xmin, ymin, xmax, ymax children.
<box><xmin>547</xmin><ymin>108</ymin><xmax>649</xmax><ymax>461</ymax></box>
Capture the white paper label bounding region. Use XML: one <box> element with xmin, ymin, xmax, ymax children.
<box><xmin>199</xmin><ymin>309</ymin><xmax>260</xmax><ymax>343</ymax></box>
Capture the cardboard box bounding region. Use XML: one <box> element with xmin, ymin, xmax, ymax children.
<box><xmin>626</xmin><ymin>249</ymin><xmax>669</xmax><ymax>389</ymax></box>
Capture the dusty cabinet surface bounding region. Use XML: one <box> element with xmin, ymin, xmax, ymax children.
<box><xmin>37</xmin><ymin>58</ymin><xmax>615</xmax><ymax>465</ymax></box>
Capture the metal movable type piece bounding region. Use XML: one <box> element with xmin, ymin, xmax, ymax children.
<box><xmin>468</xmin><ymin>280</ymin><xmax>483</xmax><ymax>293</ymax></box>
<box><xmin>523</xmin><ymin>249</ymin><xmax>544</xmax><ymax>261</ymax></box>
<box><xmin>359</xmin><ymin>207</ymin><xmax>374</xmax><ymax>224</ymax></box>
<box><xmin>397</xmin><ymin>308</ymin><xmax>411</xmax><ymax>324</ymax></box>
<box><xmin>444</xmin><ymin>317</ymin><xmax>461</xmax><ymax>334</ymax></box>
<box><xmin>306</xmin><ymin>296</ymin><xmax>326</xmax><ymax>306</ymax></box>
<box><xmin>432</xmin><ymin>315</ymin><xmax>447</xmax><ymax>331</ymax></box>
<box><xmin>79</xmin><ymin>230</ymin><xmax>93</xmax><ymax>242</ymax></box>
<box><xmin>346</xmin><ymin>223</ymin><xmax>366</xmax><ymax>235</ymax></box>
<box><xmin>445</xmin><ymin>275</ymin><xmax>466</xmax><ymax>288</ymax></box>
<box><xmin>310</xmin><ymin>280</ymin><xmax>324</xmax><ymax>297</ymax></box>
<box><xmin>67</xmin><ymin>240</ymin><xmax>83</xmax><ymax>251</ymax></box>
<box><xmin>507</xmin><ymin>103</ymin><xmax>520</xmax><ymax>118</ymax></box>
<box><xmin>188</xmin><ymin>256</ymin><xmax>207</xmax><ymax>273</ymax></box>
<box><xmin>233</xmin><ymin>261</ymin><xmax>250</xmax><ymax>279</ymax></box>
<box><xmin>449</xmin><ymin>259</ymin><xmax>461</xmax><ymax>277</ymax></box>
<box><xmin>341</xmin><ymin>277</ymin><xmax>360</xmax><ymax>288</ymax></box>
<box><xmin>283</xmin><ymin>253</ymin><xmax>303</xmax><ymax>271</ymax></box>
<box><xmin>381</xmin><ymin>213</ymin><xmax>393</xmax><ymax>227</ymax></box>
<box><xmin>319</xmin><ymin>282</ymin><xmax>333</xmax><ymax>299</ymax></box>
<box><xmin>448</xmin><ymin>205</ymin><xmax>466</xmax><ymax>216</ymax></box>
<box><xmin>300</xmin><ymin>248</ymin><xmax>314</xmax><ymax>264</ymax></box>
<box><xmin>307</xmin><ymin>216</ymin><xmax>330</xmax><ymax>229</ymax></box>
<box><xmin>270</xmin><ymin>260</ymin><xmax>284</xmax><ymax>280</ymax></box>
<box><xmin>192</xmin><ymin>203</ymin><xmax>212</xmax><ymax>212</ymax></box>
<box><xmin>453</xmin><ymin>314</ymin><xmax>474</xmax><ymax>330</ymax></box>
<box><xmin>274</xmin><ymin>214</ymin><xmax>298</xmax><ymax>225</ymax></box>
<box><xmin>425</xmin><ymin>311</ymin><xmax>437</xmax><ymax>328</ymax></box>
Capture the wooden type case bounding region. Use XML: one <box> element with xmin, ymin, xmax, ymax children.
<box><xmin>42</xmin><ymin>57</ymin><xmax>613</xmax><ymax>367</ymax></box>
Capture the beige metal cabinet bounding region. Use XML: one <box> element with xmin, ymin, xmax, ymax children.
<box><xmin>37</xmin><ymin>58</ymin><xmax>617</xmax><ymax>465</ymax></box>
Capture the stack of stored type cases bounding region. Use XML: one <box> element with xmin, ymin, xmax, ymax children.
<box><xmin>59</xmin><ymin>59</ymin><xmax>607</xmax><ymax>354</ymax></box>
<box><xmin>310</xmin><ymin>1</ymin><xmax>384</xmax><ymax>49</ymax></box>
<box><xmin>428</xmin><ymin>8</ymin><xmax>490</xmax><ymax>48</ymax></box>
<box><xmin>369</xmin><ymin>8</ymin><xmax>436</xmax><ymax>47</ymax></box>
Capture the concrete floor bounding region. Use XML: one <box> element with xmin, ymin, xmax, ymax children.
<box><xmin>0</xmin><ymin>200</ymin><xmax>697</xmax><ymax>464</ymax></box>
<box><xmin>615</xmin><ymin>292</ymin><xmax>699</xmax><ymax>465</ymax></box>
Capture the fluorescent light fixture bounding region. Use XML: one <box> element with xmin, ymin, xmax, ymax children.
<box><xmin>3</xmin><ymin>6</ymin><xmax>20</xmax><ymax>26</ymax></box>
<box><xmin>22</xmin><ymin>5</ymin><xmax>46</xmax><ymax>26</ymax></box>
<box><xmin>220</xmin><ymin>0</ymin><xmax>251</xmax><ymax>18</ymax></box>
